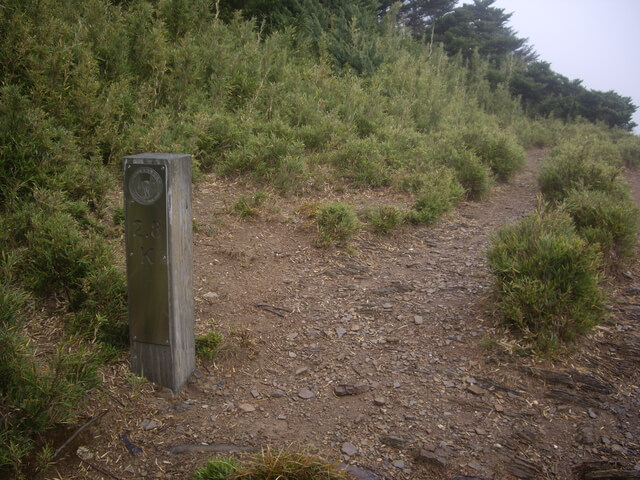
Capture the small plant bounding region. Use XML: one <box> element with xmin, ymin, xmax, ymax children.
<box><xmin>447</xmin><ymin>148</ymin><xmax>493</xmax><ymax>200</ymax></box>
<box><xmin>113</xmin><ymin>207</ymin><xmax>125</xmax><ymax>226</ymax></box>
<box><xmin>232</xmin><ymin>446</ymin><xmax>352</xmax><ymax>480</ymax></box>
<box><xmin>195</xmin><ymin>331</ymin><xmax>223</xmax><ymax>360</ymax></box>
<box><xmin>461</xmin><ymin>128</ymin><xmax>526</xmax><ymax>182</ymax></box>
<box><xmin>232</xmin><ymin>192</ymin><xmax>268</xmax><ymax>219</ymax></box>
<box><xmin>316</xmin><ymin>202</ymin><xmax>361</xmax><ymax>247</ymax></box>
<box><xmin>405</xmin><ymin>169</ymin><xmax>464</xmax><ymax>225</ymax></box>
<box><xmin>367</xmin><ymin>205</ymin><xmax>404</xmax><ymax>234</ymax></box>
<box><xmin>192</xmin><ymin>457</ymin><xmax>238</xmax><ymax>480</ymax></box>
<box><xmin>487</xmin><ymin>208</ymin><xmax>604</xmax><ymax>352</ymax></box>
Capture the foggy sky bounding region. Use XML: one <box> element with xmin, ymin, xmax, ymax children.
<box><xmin>491</xmin><ymin>0</ymin><xmax>640</xmax><ymax>133</ymax></box>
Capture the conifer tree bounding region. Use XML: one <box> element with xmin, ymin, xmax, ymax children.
<box><xmin>434</xmin><ymin>0</ymin><xmax>531</xmax><ymax>60</ymax></box>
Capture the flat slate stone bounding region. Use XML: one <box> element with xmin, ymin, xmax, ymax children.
<box><xmin>298</xmin><ymin>387</ymin><xmax>315</xmax><ymax>399</ymax></box>
<box><xmin>341</xmin><ymin>442</ymin><xmax>358</xmax><ymax>456</ymax></box>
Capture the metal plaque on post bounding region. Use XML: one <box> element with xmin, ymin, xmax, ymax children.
<box><xmin>123</xmin><ymin>153</ymin><xmax>195</xmax><ymax>393</ymax></box>
<box><xmin>125</xmin><ymin>164</ymin><xmax>169</xmax><ymax>345</ymax></box>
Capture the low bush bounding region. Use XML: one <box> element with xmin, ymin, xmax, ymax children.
<box><xmin>537</xmin><ymin>155</ymin><xmax>624</xmax><ymax>203</ymax></box>
<box><xmin>512</xmin><ymin>117</ymin><xmax>561</xmax><ymax>148</ymax></box>
<box><xmin>562</xmin><ymin>189</ymin><xmax>639</xmax><ymax>266</ymax></box>
<box><xmin>70</xmin><ymin>265</ymin><xmax>129</xmax><ymax>348</ymax></box>
<box><xmin>550</xmin><ymin>137</ymin><xmax>623</xmax><ymax>167</ymax></box>
<box><xmin>460</xmin><ymin>128</ymin><xmax>526</xmax><ymax>181</ymax></box>
<box><xmin>272</xmin><ymin>155</ymin><xmax>309</xmax><ymax>196</ymax></box>
<box><xmin>23</xmin><ymin>211</ymin><xmax>96</xmax><ymax>297</ymax></box>
<box><xmin>618</xmin><ymin>135</ymin><xmax>640</xmax><ymax>167</ymax></box>
<box><xmin>405</xmin><ymin>169</ymin><xmax>464</xmax><ymax>225</ymax></box>
<box><xmin>221</xmin><ymin>133</ymin><xmax>305</xmax><ymax>181</ymax></box>
<box><xmin>196</xmin><ymin>112</ymin><xmax>248</xmax><ymax>171</ymax></box>
<box><xmin>296</xmin><ymin>116</ymin><xmax>340</xmax><ymax>152</ymax></box>
<box><xmin>316</xmin><ymin>202</ymin><xmax>361</xmax><ymax>247</ymax></box>
<box><xmin>367</xmin><ymin>205</ymin><xmax>404</xmax><ymax>234</ymax></box>
<box><xmin>487</xmin><ymin>208</ymin><xmax>604</xmax><ymax>352</ymax></box>
<box><xmin>446</xmin><ymin>148</ymin><xmax>493</xmax><ymax>200</ymax></box>
<box><xmin>330</xmin><ymin>137</ymin><xmax>391</xmax><ymax>188</ymax></box>
<box><xmin>0</xmin><ymin>254</ymin><xmax>101</xmax><ymax>474</ymax></box>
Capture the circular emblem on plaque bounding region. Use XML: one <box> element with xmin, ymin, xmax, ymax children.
<box><xmin>129</xmin><ymin>167</ymin><xmax>163</xmax><ymax>205</ymax></box>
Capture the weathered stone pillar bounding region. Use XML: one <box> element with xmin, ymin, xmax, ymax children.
<box><xmin>123</xmin><ymin>153</ymin><xmax>194</xmax><ymax>392</ymax></box>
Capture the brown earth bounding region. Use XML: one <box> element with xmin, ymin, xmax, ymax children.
<box><xmin>48</xmin><ymin>148</ymin><xmax>640</xmax><ymax>480</ymax></box>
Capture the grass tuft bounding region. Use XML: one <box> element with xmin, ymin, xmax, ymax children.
<box><xmin>232</xmin><ymin>192</ymin><xmax>268</xmax><ymax>219</ymax></box>
<box><xmin>316</xmin><ymin>202</ymin><xmax>361</xmax><ymax>247</ymax></box>
<box><xmin>195</xmin><ymin>331</ymin><xmax>224</xmax><ymax>360</ymax></box>
<box><xmin>233</xmin><ymin>446</ymin><xmax>352</xmax><ymax>480</ymax></box>
<box><xmin>192</xmin><ymin>457</ymin><xmax>238</xmax><ymax>480</ymax></box>
<box><xmin>366</xmin><ymin>205</ymin><xmax>404</xmax><ymax>234</ymax></box>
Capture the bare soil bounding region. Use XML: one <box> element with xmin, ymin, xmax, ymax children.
<box><xmin>49</xmin><ymin>148</ymin><xmax>640</xmax><ymax>480</ymax></box>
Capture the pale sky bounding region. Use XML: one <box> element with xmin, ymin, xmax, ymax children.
<box><xmin>491</xmin><ymin>0</ymin><xmax>640</xmax><ymax>133</ymax></box>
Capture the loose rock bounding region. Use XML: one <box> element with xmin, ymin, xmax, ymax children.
<box><xmin>342</xmin><ymin>442</ymin><xmax>358</xmax><ymax>456</ymax></box>
<box><xmin>141</xmin><ymin>419</ymin><xmax>158</xmax><ymax>431</ymax></box>
<box><xmin>416</xmin><ymin>448</ymin><xmax>448</xmax><ymax>468</ymax></box>
<box><xmin>381</xmin><ymin>433</ymin><xmax>415</xmax><ymax>449</ymax></box>
<box><xmin>334</xmin><ymin>382</ymin><xmax>369</xmax><ymax>396</ymax></box>
<box><xmin>298</xmin><ymin>388</ymin><xmax>315</xmax><ymax>399</ymax></box>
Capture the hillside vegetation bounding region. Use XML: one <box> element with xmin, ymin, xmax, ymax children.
<box><xmin>1</xmin><ymin>0</ymin><xmax>639</xmax><ymax>476</ymax></box>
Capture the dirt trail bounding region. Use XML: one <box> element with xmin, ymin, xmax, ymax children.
<box><xmin>57</xmin><ymin>149</ymin><xmax>640</xmax><ymax>480</ymax></box>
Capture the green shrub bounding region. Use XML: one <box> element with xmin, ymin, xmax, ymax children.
<box><xmin>562</xmin><ymin>189</ymin><xmax>639</xmax><ymax>266</ymax></box>
<box><xmin>512</xmin><ymin>117</ymin><xmax>561</xmax><ymax>148</ymax></box>
<box><xmin>192</xmin><ymin>457</ymin><xmax>238</xmax><ymax>480</ymax></box>
<box><xmin>70</xmin><ymin>266</ymin><xmax>129</xmax><ymax>348</ymax></box>
<box><xmin>461</xmin><ymin>129</ymin><xmax>526</xmax><ymax>181</ymax></box>
<box><xmin>330</xmin><ymin>137</ymin><xmax>390</xmax><ymax>187</ymax></box>
<box><xmin>23</xmin><ymin>212</ymin><xmax>95</xmax><ymax>297</ymax></box>
<box><xmin>316</xmin><ymin>202</ymin><xmax>361</xmax><ymax>247</ymax></box>
<box><xmin>550</xmin><ymin>135</ymin><xmax>624</xmax><ymax>167</ymax></box>
<box><xmin>195</xmin><ymin>331</ymin><xmax>223</xmax><ymax>360</ymax></box>
<box><xmin>578</xmin><ymin>138</ymin><xmax>623</xmax><ymax>166</ymax></box>
<box><xmin>487</xmin><ymin>208</ymin><xmax>604</xmax><ymax>352</ymax></box>
<box><xmin>0</xmin><ymin>335</ymin><xmax>100</xmax><ymax>474</ymax></box>
<box><xmin>0</xmin><ymin>255</ymin><xmax>100</xmax><ymax>474</ymax></box>
<box><xmin>618</xmin><ymin>135</ymin><xmax>640</xmax><ymax>167</ymax></box>
<box><xmin>537</xmin><ymin>155</ymin><xmax>624</xmax><ymax>203</ymax></box>
<box><xmin>446</xmin><ymin>148</ymin><xmax>493</xmax><ymax>200</ymax></box>
<box><xmin>405</xmin><ymin>169</ymin><xmax>464</xmax><ymax>225</ymax></box>
<box><xmin>0</xmin><ymin>85</ymin><xmax>79</xmax><ymax>207</ymax></box>
<box><xmin>367</xmin><ymin>205</ymin><xmax>404</xmax><ymax>234</ymax></box>
<box><xmin>296</xmin><ymin>117</ymin><xmax>339</xmax><ymax>152</ymax></box>
<box><xmin>223</xmin><ymin>133</ymin><xmax>304</xmax><ymax>180</ymax></box>
<box><xmin>272</xmin><ymin>155</ymin><xmax>309</xmax><ymax>196</ymax></box>
<box><xmin>2</xmin><ymin>198</ymin><xmax>128</xmax><ymax>349</ymax></box>
<box><xmin>196</xmin><ymin>112</ymin><xmax>247</xmax><ymax>171</ymax></box>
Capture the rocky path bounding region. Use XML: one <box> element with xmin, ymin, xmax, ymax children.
<box><xmin>59</xmin><ymin>149</ymin><xmax>640</xmax><ymax>480</ymax></box>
